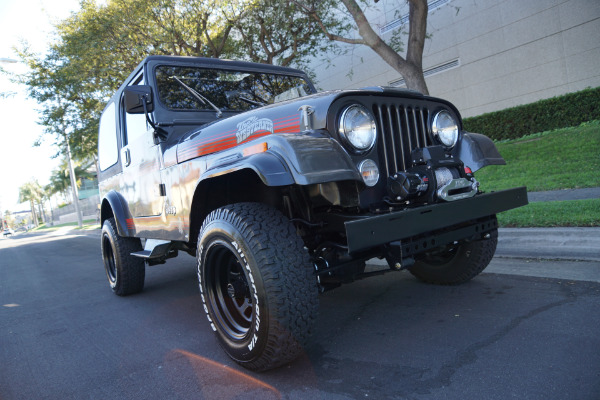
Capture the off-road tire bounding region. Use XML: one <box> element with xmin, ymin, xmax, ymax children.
<box><xmin>197</xmin><ymin>203</ymin><xmax>318</xmax><ymax>371</ymax></box>
<box><xmin>409</xmin><ymin>228</ymin><xmax>498</xmax><ymax>285</ymax></box>
<box><xmin>101</xmin><ymin>217</ymin><xmax>145</xmax><ymax>296</ymax></box>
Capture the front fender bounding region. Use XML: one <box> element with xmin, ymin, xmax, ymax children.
<box><xmin>101</xmin><ymin>190</ymin><xmax>133</xmax><ymax>237</ymax></box>
<box><xmin>454</xmin><ymin>132</ymin><xmax>506</xmax><ymax>172</ymax></box>
<box><xmin>268</xmin><ymin>133</ymin><xmax>361</xmax><ymax>185</ymax></box>
<box><xmin>201</xmin><ymin>151</ymin><xmax>294</xmax><ymax>186</ymax></box>
<box><xmin>202</xmin><ymin>133</ymin><xmax>361</xmax><ymax>186</ymax></box>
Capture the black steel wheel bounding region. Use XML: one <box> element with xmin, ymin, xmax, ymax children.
<box><xmin>204</xmin><ymin>240</ymin><xmax>253</xmax><ymax>340</ymax></box>
<box><xmin>409</xmin><ymin>225</ymin><xmax>498</xmax><ymax>285</ymax></box>
<box><xmin>197</xmin><ymin>203</ymin><xmax>318</xmax><ymax>371</ymax></box>
<box><xmin>101</xmin><ymin>217</ymin><xmax>145</xmax><ymax>296</ymax></box>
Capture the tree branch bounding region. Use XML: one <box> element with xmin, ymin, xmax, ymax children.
<box><xmin>291</xmin><ymin>0</ymin><xmax>366</xmax><ymax>45</ymax></box>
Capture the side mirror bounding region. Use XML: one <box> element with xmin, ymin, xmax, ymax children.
<box><xmin>124</xmin><ymin>85</ymin><xmax>154</xmax><ymax>114</ymax></box>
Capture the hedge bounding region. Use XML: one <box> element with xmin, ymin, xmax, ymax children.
<box><xmin>462</xmin><ymin>86</ymin><xmax>600</xmax><ymax>141</ymax></box>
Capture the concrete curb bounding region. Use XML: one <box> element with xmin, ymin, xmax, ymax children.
<box><xmin>496</xmin><ymin>227</ymin><xmax>600</xmax><ymax>262</ymax></box>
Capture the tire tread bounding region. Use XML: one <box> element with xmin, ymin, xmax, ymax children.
<box><xmin>199</xmin><ymin>203</ymin><xmax>318</xmax><ymax>371</ymax></box>
<box><xmin>102</xmin><ymin>218</ymin><xmax>145</xmax><ymax>296</ymax></box>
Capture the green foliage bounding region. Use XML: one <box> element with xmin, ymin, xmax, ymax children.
<box><xmin>16</xmin><ymin>0</ymin><xmax>348</xmax><ymax>173</ymax></box>
<box><xmin>18</xmin><ymin>180</ymin><xmax>46</xmax><ymax>226</ymax></box>
<box><xmin>45</xmin><ymin>160</ymin><xmax>96</xmax><ymax>200</ymax></box>
<box><xmin>18</xmin><ymin>180</ymin><xmax>45</xmax><ymax>205</ymax></box>
<box><xmin>232</xmin><ymin>0</ymin><xmax>347</xmax><ymax>69</ymax></box>
<box><xmin>475</xmin><ymin>121</ymin><xmax>600</xmax><ymax>192</ymax></box>
<box><xmin>463</xmin><ymin>87</ymin><xmax>600</xmax><ymax>140</ymax></box>
<box><xmin>16</xmin><ymin>44</ymin><xmax>101</xmax><ymax>163</ymax></box>
<box><xmin>498</xmin><ymin>199</ymin><xmax>600</xmax><ymax>227</ymax></box>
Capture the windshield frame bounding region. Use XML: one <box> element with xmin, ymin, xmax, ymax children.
<box><xmin>152</xmin><ymin>63</ymin><xmax>317</xmax><ymax>114</ymax></box>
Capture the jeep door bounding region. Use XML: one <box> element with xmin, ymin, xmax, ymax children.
<box><xmin>120</xmin><ymin>73</ymin><xmax>164</xmax><ymax>218</ymax></box>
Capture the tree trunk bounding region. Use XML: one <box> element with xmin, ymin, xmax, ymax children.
<box><xmin>341</xmin><ymin>0</ymin><xmax>429</xmax><ymax>94</ymax></box>
<box><xmin>38</xmin><ymin>202</ymin><xmax>45</xmax><ymax>224</ymax></box>
<box><xmin>30</xmin><ymin>199</ymin><xmax>39</xmax><ymax>227</ymax></box>
<box><xmin>311</xmin><ymin>0</ymin><xmax>430</xmax><ymax>95</ymax></box>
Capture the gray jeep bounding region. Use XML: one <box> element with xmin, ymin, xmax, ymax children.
<box><xmin>97</xmin><ymin>55</ymin><xmax>528</xmax><ymax>371</ymax></box>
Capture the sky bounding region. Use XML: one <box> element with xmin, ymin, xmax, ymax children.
<box><xmin>0</xmin><ymin>0</ymin><xmax>81</xmax><ymax>213</ymax></box>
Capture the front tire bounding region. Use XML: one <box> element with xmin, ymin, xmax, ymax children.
<box><xmin>409</xmin><ymin>227</ymin><xmax>498</xmax><ymax>285</ymax></box>
<box><xmin>101</xmin><ymin>218</ymin><xmax>145</xmax><ymax>296</ymax></box>
<box><xmin>197</xmin><ymin>203</ymin><xmax>318</xmax><ymax>371</ymax></box>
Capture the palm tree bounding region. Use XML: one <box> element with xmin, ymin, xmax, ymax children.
<box><xmin>18</xmin><ymin>180</ymin><xmax>45</xmax><ymax>227</ymax></box>
<box><xmin>47</xmin><ymin>161</ymin><xmax>95</xmax><ymax>203</ymax></box>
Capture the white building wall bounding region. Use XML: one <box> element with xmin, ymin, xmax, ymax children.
<box><xmin>310</xmin><ymin>0</ymin><xmax>600</xmax><ymax>117</ymax></box>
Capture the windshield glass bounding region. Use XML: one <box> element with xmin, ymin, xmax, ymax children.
<box><xmin>155</xmin><ymin>65</ymin><xmax>315</xmax><ymax>112</ymax></box>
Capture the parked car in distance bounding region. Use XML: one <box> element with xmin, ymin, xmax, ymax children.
<box><xmin>97</xmin><ymin>55</ymin><xmax>528</xmax><ymax>371</ymax></box>
<box><xmin>3</xmin><ymin>228</ymin><xmax>14</xmax><ymax>236</ymax></box>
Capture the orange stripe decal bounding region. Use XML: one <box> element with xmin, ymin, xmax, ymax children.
<box><xmin>177</xmin><ymin>112</ymin><xmax>302</xmax><ymax>161</ymax></box>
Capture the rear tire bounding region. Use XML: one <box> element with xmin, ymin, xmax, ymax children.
<box><xmin>197</xmin><ymin>203</ymin><xmax>318</xmax><ymax>371</ymax></box>
<box><xmin>101</xmin><ymin>218</ymin><xmax>145</xmax><ymax>296</ymax></box>
<box><xmin>409</xmin><ymin>228</ymin><xmax>498</xmax><ymax>285</ymax></box>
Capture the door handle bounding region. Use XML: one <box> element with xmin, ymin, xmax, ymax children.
<box><xmin>121</xmin><ymin>148</ymin><xmax>131</xmax><ymax>167</ymax></box>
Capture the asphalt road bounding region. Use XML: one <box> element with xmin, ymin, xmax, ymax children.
<box><xmin>1</xmin><ymin>229</ymin><xmax>599</xmax><ymax>400</ymax></box>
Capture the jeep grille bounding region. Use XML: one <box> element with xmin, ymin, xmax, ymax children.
<box><xmin>372</xmin><ymin>104</ymin><xmax>431</xmax><ymax>176</ymax></box>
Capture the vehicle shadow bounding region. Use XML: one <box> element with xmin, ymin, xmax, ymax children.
<box><xmin>139</xmin><ymin>257</ymin><xmax>559</xmax><ymax>399</ymax></box>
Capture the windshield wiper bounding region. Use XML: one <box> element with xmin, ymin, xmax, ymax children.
<box><xmin>238</xmin><ymin>96</ymin><xmax>266</xmax><ymax>106</ymax></box>
<box><xmin>170</xmin><ymin>76</ymin><xmax>223</xmax><ymax>118</ymax></box>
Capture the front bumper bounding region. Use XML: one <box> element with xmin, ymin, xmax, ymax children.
<box><xmin>345</xmin><ymin>187</ymin><xmax>528</xmax><ymax>253</ymax></box>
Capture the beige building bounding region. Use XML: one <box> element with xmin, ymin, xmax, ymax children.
<box><xmin>311</xmin><ymin>0</ymin><xmax>600</xmax><ymax>117</ymax></box>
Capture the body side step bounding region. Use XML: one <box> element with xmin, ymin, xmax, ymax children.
<box><xmin>131</xmin><ymin>239</ymin><xmax>172</xmax><ymax>259</ymax></box>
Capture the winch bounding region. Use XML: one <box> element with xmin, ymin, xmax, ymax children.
<box><xmin>387</xmin><ymin>146</ymin><xmax>479</xmax><ymax>202</ymax></box>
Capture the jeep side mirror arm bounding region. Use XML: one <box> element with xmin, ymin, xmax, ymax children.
<box><xmin>124</xmin><ymin>85</ymin><xmax>168</xmax><ymax>142</ymax></box>
<box><xmin>140</xmin><ymin>96</ymin><xmax>168</xmax><ymax>142</ymax></box>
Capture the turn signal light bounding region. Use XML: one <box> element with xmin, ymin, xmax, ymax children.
<box><xmin>243</xmin><ymin>142</ymin><xmax>268</xmax><ymax>157</ymax></box>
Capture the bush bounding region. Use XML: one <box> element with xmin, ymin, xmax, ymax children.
<box><xmin>463</xmin><ymin>86</ymin><xmax>600</xmax><ymax>140</ymax></box>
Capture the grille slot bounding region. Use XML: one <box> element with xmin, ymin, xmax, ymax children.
<box><xmin>373</xmin><ymin>104</ymin><xmax>430</xmax><ymax>176</ymax></box>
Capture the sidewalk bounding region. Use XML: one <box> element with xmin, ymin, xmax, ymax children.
<box><xmin>527</xmin><ymin>187</ymin><xmax>600</xmax><ymax>202</ymax></box>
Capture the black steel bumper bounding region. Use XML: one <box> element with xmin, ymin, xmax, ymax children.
<box><xmin>345</xmin><ymin>187</ymin><xmax>528</xmax><ymax>254</ymax></box>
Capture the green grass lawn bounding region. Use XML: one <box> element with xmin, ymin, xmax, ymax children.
<box><xmin>475</xmin><ymin>120</ymin><xmax>600</xmax><ymax>192</ymax></box>
<box><xmin>498</xmin><ymin>198</ymin><xmax>600</xmax><ymax>227</ymax></box>
<box><xmin>475</xmin><ymin>121</ymin><xmax>600</xmax><ymax>227</ymax></box>
<box><xmin>30</xmin><ymin>219</ymin><xmax>100</xmax><ymax>232</ymax></box>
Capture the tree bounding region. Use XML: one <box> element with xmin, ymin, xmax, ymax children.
<box><xmin>4</xmin><ymin>211</ymin><xmax>16</xmax><ymax>229</ymax></box>
<box><xmin>46</xmin><ymin>160</ymin><xmax>96</xmax><ymax>202</ymax></box>
<box><xmin>17</xmin><ymin>0</ymin><xmax>348</xmax><ymax>183</ymax></box>
<box><xmin>17</xmin><ymin>43</ymin><xmax>103</xmax><ymax>164</ymax></box>
<box><xmin>226</xmin><ymin>0</ymin><xmax>347</xmax><ymax>70</ymax></box>
<box><xmin>296</xmin><ymin>0</ymin><xmax>430</xmax><ymax>94</ymax></box>
<box><xmin>18</xmin><ymin>180</ymin><xmax>45</xmax><ymax>227</ymax></box>
<box><xmin>1</xmin><ymin>69</ymin><xmax>16</xmax><ymax>99</ymax></box>
<box><xmin>16</xmin><ymin>46</ymin><xmax>87</xmax><ymax>227</ymax></box>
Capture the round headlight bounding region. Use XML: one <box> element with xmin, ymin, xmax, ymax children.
<box><xmin>358</xmin><ymin>159</ymin><xmax>379</xmax><ymax>187</ymax></box>
<box><xmin>338</xmin><ymin>104</ymin><xmax>377</xmax><ymax>153</ymax></box>
<box><xmin>432</xmin><ymin>110</ymin><xmax>459</xmax><ymax>148</ymax></box>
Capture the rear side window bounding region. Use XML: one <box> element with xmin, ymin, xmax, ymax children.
<box><xmin>98</xmin><ymin>102</ymin><xmax>118</xmax><ymax>171</ymax></box>
<box><xmin>122</xmin><ymin>73</ymin><xmax>148</xmax><ymax>146</ymax></box>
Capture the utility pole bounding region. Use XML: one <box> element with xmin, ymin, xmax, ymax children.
<box><xmin>65</xmin><ymin>135</ymin><xmax>83</xmax><ymax>228</ymax></box>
